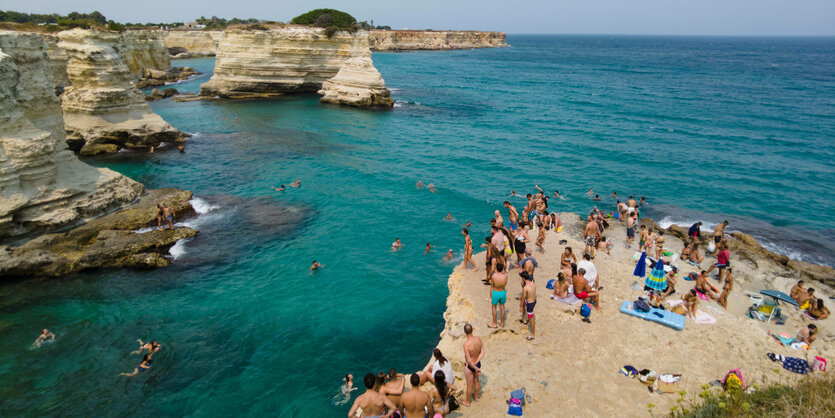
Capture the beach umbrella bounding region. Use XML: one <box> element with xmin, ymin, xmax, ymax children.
<box><xmin>645</xmin><ymin>258</ymin><xmax>667</xmax><ymax>292</ymax></box>
<box><xmin>633</xmin><ymin>251</ymin><xmax>647</xmax><ymax>278</ymax></box>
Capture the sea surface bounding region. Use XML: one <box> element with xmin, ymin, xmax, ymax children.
<box><xmin>2</xmin><ymin>35</ymin><xmax>834</xmax><ymax>417</ymax></box>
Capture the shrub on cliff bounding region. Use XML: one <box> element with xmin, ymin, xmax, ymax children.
<box><xmin>291</xmin><ymin>8</ymin><xmax>357</xmax><ymax>37</ymax></box>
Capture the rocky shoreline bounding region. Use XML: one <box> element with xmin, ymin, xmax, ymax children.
<box><xmin>0</xmin><ymin>189</ymin><xmax>197</xmax><ymax>278</ymax></box>
<box><xmin>430</xmin><ymin>212</ymin><xmax>833</xmax><ymax>416</ymax></box>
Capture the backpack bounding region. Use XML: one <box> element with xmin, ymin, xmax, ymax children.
<box><xmin>580</xmin><ymin>304</ymin><xmax>591</xmax><ymax>318</ymax></box>
<box><xmin>510</xmin><ymin>387</ymin><xmax>527</xmax><ymax>405</ymax></box>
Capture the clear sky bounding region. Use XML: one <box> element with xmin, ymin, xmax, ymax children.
<box><xmin>4</xmin><ymin>0</ymin><xmax>834</xmax><ymax>36</ymax></box>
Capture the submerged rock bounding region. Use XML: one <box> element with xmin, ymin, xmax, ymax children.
<box><xmin>0</xmin><ymin>189</ymin><xmax>198</xmax><ymax>278</ymax></box>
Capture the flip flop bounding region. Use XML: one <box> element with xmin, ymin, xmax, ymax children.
<box><xmin>526</xmin><ymin>336</ymin><xmax>535</xmax><ymax>341</ymax></box>
<box><xmin>487</xmin><ymin>323</ymin><xmax>498</xmax><ymax>329</ymax></box>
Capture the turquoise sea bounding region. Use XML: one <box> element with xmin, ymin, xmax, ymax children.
<box><xmin>2</xmin><ymin>35</ymin><xmax>834</xmax><ymax>416</ymax></box>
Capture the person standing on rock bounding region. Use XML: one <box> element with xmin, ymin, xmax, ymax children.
<box><xmin>160</xmin><ymin>203</ymin><xmax>175</xmax><ymax>230</ymax></box>
<box><xmin>583</xmin><ymin>218</ymin><xmax>599</xmax><ymax>258</ymax></box>
<box><xmin>461</xmin><ymin>323</ymin><xmax>483</xmax><ymax>407</ymax></box>
<box><xmin>713</xmin><ymin>220</ymin><xmax>729</xmax><ymax>246</ymax></box>
<box><xmin>626</xmin><ymin>212</ymin><xmax>637</xmax><ymax>248</ymax></box>
<box><xmin>462</xmin><ymin>229</ymin><xmax>477</xmax><ymax>271</ymax></box>
<box><xmin>487</xmin><ymin>263</ymin><xmax>508</xmax><ymax>329</ymax></box>
<box><xmin>521</xmin><ymin>272</ymin><xmax>537</xmax><ymax>340</ymax></box>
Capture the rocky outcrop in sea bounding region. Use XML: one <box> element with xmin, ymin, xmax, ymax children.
<box><xmin>199</xmin><ymin>27</ymin><xmax>392</xmax><ymax>107</ymax></box>
<box><xmin>0</xmin><ymin>30</ymin><xmax>143</xmax><ymax>240</ymax></box>
<box><xmin>57</xmin><ymin>29</ymin><xmax>186</xmax><ymax>155</ymax></box>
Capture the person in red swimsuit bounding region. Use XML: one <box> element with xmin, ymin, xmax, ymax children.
<box><xmin>572</xmin><ymin>268</ymin><xmax>600</xmax><ymax>310</ymax></box>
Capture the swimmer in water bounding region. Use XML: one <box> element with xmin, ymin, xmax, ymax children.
<box><xmin>444</xmin><ymin>249</ymin><xmax>454</xmax><ymax>260</ymax></box>
<box><xmin>131</xmin><ymin>339</ymin><xmax>161</xmax><ymax>358</ymax></box>
<box><xmin>611</xmin><ymin>192</ymin><xmax>617</xmax><ymax>199</ymax></box>
<box><xmin>121</xmin><ymin>354</ymin><xmax>152</xmax><ymax>377</ymax></box>
<box><xmin>271</xmin><ymin>185</ymin><xmax>285</xmax><ymax>191</ymax></box>
<box><xmin>593</xmin><ymin>194</ymin><xmax>601</xmax><ymax>201</ymax></box>
<box><xmin>392</xmin><ymin>238</ymin><xmax>403</xmax><ymax>251</ymax></box>
<box><xmin>290</xmin><ymin>181</ymin><xmax>301</xmax><ymax>188</ymax></box>
<box><xmin>234</xmin><ymin>117</ymin><xmax>239</xmax><ymax>123</ymax></box>
<box><xmin>510</xmin><ymin>190</ymin><xmax>517</xmax><ymax>197</ymax></box>
<box><xmin>554</xmin><ymin>190</ymin><xmax>560</xmax><ymax>199</ymax></box>
<box><xmin>444</xmin><ymin>213</ymin><xmax>455</xmax><ymax>221</ymax></box>
<box><xmin>331</xmin><ymin>373</ymin><xmax>358</xmax><ymax>406</ymax></box>
<box><xmin>149</xmin><ymin>146</ymin><xmax>155</xmax><ymax>153</ymax></box>
<box><xmin>33</xmin><ymin>329</ymin><xmax>55</xmax><ymax>347</ymax></box>
<box><xmin>465</xmin><ymin>220</ymin><xmax>471</xmax><ymax>228</ymax></box>
<box><xmin>178</xmin><ymin>144</ymin><xmax>185</xmax><ymax>153</ymax></box>
<box><xmin>310</xmin><ymin>260</ymin><xmax>322</xmax><ymax>272</ymax></box>
<box><xmin>428</xmin><ymin>183</ymin><xmax>436</xmax><ymax>193</ymax></box>
<box><xmin>425</xmin><ymin>243</ymin><xmax>432</xmax><ymax>254</ymax></box>
<box><xmin>416</xmin><ymin>180</ymin><xmax>424</xmax><ymax>189</ymax></box>
<box><xmin>587</xmin><ymin>188</ymin><xmax>594</xmax><ymax>196</ymax></box>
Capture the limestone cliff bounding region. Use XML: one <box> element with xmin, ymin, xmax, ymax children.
<box><xmin>43</xmin><ymin>35</ymin><xmax>70</xmax><ymax>93</ymax></box>
<box><xmin>319</xmin><ymin>35</ymin><xmax>393</xmax><ymax>107</ymax></box>
<box><xmin>164</xmin><ymin>30</ymin><xmax>224</xmax><ymax>57</ymax></box>
<box><xmin>58</xmin><ymin>29</ymin><xmax>185</xmax><ymax>155</ymax></box>
<box><xmin>200</xmin><ymin>27</ymin><xmax>390</xmax><ymax>102</ymax></box>
<box><xmin>368</xmin><ymin>30</ymin><xmax>507</xmax><ymax>51</ymax></box>
<box><xmin>0</xmin><ymin>30</ymin><xmax>143</xmax><ymax>240</ymax></box>
<box><xmin>120</xmin><ymin>29</ymin><xmax>171</xmax><ymax>78</ymax></box>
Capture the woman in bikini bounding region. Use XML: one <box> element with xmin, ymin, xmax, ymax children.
<box><xmin>513</xmin><ymin>221</ymin><xmax>530</xmax><ymax>266</ymax></box>
<box><xmin>121</xmin><ymin>354</ymin><xmax>152</xmax><ymax>377</ymax></box>
<box><xmin>429</xmin><ymin>370</ymin><xmax>450</xmax><ymax>417</ymax></box>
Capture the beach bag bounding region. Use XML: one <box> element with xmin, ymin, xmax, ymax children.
<box><xmin>812</xmin><ymin>356</ymin><xmax>827</xmax><ymax>372</ymax></box>
<box><xmin>580</xmin><ymin>304</ymin><xmax>591</xmax><ymax>318</ymax></box>
<box><xmin>510</xmin><ymin>388</ymin><xmax>527</xmax><ymax>405</ymax></box>
<box><xmin>634</xmin><ymin>298</ymin><xmax>651</xmax><ymax>313</ymax></box>
<box><xmin>507</xmin><ymin>398</ymin><xmax>523</xmax><ymax>416</ymax></box>
<box><xmin>723</xmin><ymin>370</ymin><xmax>744</xmax><ymax>391</ymax></box>
<box><xmin>448</xmin><ymin>395</ymin><xmax>460</xmax><ymax>411</ymax></box>
<box><xmin>546</xmin><ymin>279</ymin><xmax>555</xmax><ymax>290</ymax></box>
<box><xmin>707</xmin><ymin>242</ymin><xmax>716</xmax><ymax>253</ymax></box>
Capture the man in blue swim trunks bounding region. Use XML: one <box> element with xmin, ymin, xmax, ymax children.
<box><xmin>504</xmin><ymin>201</ymin><xmax>519</xmax><ymax>231</ymax></box>
<box><xmin>488</xmin><ymin>263</ymin><xmax>508</xmax><ymax>328</ymax></box>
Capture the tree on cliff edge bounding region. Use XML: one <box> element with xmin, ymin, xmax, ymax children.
<box><xmin>291</xmin><ymin>9</ymin><xmax>357</xmax><ymax>37</ymax></box>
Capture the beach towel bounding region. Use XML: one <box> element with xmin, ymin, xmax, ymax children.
<box><xmin>775</xmin><ymin>333</ymin><xmax>795</xmax><ymax>346</ymax></box>
<box><xmin>553</xmin><ymin>294</ymin><xmax>581</xmax><ymax>305</ymax></box>
<box><xmin>507</xmin><ymin>398</ymin><xmax>523</xmax><ymax>416</ymax></box>
<box><xmin>693</xmin><ymin>310</ymin><xmax>717</xmax><ymax>325</ymax></box>
<box><xmin>695</xmin><ymin>290</ymin><xmax>711</xmax><ymax>302</ymax></box>
<box><xmin>657</xmin><ymin>374</ymin><xmax>682</xmax><ymax>393</ymax></box>
<box><xmin>767</xmin><ymin>353</ymin><xmax>811</xmax><ymax>374</ymax></box>
<box><xmin>620</xmin><ymin>365</ymin><xmax>638</xmax><ymax>377</ymax></box>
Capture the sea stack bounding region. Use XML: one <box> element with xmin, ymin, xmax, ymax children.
<box><xmin>0</xmin><ymin>30</ymin><xmax>143</xmax><ymax>239</ymax></box>
<box><xmin>119</xmin><ymin>29</ymin><xmax>171</xmax><ymax>78</ymax></box>
<box><xmin>319</xmin><ymin>33</ymin><xmax>393</xmax><ymax>107</ymax></box>
<box><xmin>200</xmin><ymin>26</ymin><xmax>392</xmax><ymax>107</ymax></box>
<box><xmin>58</xmin><ymin>28</ymin><xmax>186</xmax><ymax>155</ymax></box>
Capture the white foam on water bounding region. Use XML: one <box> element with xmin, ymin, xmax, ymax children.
<box><xmin>169</xmin><ymin>239</ymin><xmax>188</xmax><ymax>260</ymax></box>
<box><xmin>190</xmin><ymin>197</ymin><xmax>219</xmax><ymax>214</ymax></box>
<box><xmin>655</xmin><ymin>216</ymin><xmax>718</xmax><ymax>231</ymax></box>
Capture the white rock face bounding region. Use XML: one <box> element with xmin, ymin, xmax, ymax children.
<box><xmin>43</xmin><ymin>35</ymin><xmax>71</xmax><ymax>92</ymax></box>
<box><xmin>319</xmin><ymin>35</ymin><xmax>393</xmax><ymax>107</ymax></box>
<box><xmin>58</xmin><ymin>29</ymin><xmax>184</xmax><ymax>155</ymax></box>
<box><xmin>164</xmin><ymin>30</ymin><xmax>224</xmax><ymax>57</ymax></box>
<box><xmin>200</xmin><ymin>27</ymin><xmax>389</xmax><ymax>101</ymax></box>
<box><xmin>368</xmin><ymin>30</ymin><xmax>508</xmax><ymax>51</ymax></box>
<box><xmin>0</xmin><ymin>30</ymin><xmax>143</xmax><ymax>240</ymax></box>
<box><xmin>121</xmin><ymin>29</ymin><xmax>171</xmax><ymax>78</ymax></box>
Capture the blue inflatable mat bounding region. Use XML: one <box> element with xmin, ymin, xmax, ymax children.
<box><xmin>619</xmin><ymin>301</ymin><xmax>685</xmax><ymax>330</ymax></box>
